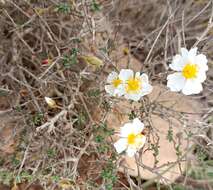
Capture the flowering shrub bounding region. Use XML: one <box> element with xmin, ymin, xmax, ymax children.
<box><xmin>105</xmin><ymin>47</ymin><xmax>208</xmax><ymax>157</ymax></box>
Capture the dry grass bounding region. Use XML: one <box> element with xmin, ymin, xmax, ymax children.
<box><xmin>0</xmin><ymin>0</ymin><xmax>213</xmax><ymax>189</ymax></box>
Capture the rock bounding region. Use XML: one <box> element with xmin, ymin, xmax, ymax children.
<box><xmin>0</xmin><ymin>125</ymin><xmax>15</xmax><ymax>155</ymax></box>
<box><xmin>0</xmin><ymin>115</ymin><xmax>23</xmax><ymax>156</ymax></box>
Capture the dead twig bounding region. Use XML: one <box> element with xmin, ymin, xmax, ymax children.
<box><xmin>36</xmin><ymin>109</ymin><xmax>67</xmax><ymax>132</ymax></box>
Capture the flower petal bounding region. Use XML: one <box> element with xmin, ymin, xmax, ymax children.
<box><xmin>140</xmin><ymin>73</ymin><xmax>148</xmax><ymax>83</ymax></box>
<box><xmin>105</xmin><ymin>84</ymin><xmax>125</xmax><ymax>97</ymax></box>
<box><xmin>119</xmin><ymin>69</ymin><xmax>134</xmax><ymax>81</ymax></box>
<box><xmin>107</xmin><ymin>71</ymin><xmax>118</xmax><ymax>83</ymax></box>
<box><xmin>135</xmin><ymin>72</ymin><xmax>142</xmax><ymax>78</ymax></box>
<box><xmin>135</xmin><ymin>136</ymin><xmax>146</xmax><ymax>149</ymax></box>
<box><xmin>181</xmin><ymin>48</ymin><xmax>189</xmax><ymax>58</ymax></box>
<box><xmin>169</xmin><ymin>55</ymin><xmax>185</xmax><ymax>71</ymax></box>
<box><xmin>167</xmin><ymin>72</ymin><xmax>186</xmax><ymax>92</ymax></box>
<box><xmin>132</xmin><ymin>118</ymin><xmax>144</xmax><ymax>134</ymax></box>
<box><xmin>182</xmin><ymin>79</ymin><xmax>203</xmax><ymax>95</ymax></box>
<box><xmin>105</xmin><ymin>85</ymin><xmax>115</xmax><ymax>96</ymax></box>
<box><xmin>196</xmin><ymin>70</ymin><xmax>207</xmax><ymax>83</ymax></box>
<box><xmin>189</xmin><ymin>47</ymin><xmax>198</xmax><ymax>57</ymax></box>
<box><xmin>114</xmin><ymin>138</ymin><xmax>127</xmax><ymax>154</ymax></box>
<box><xmin>116</xmin><ymin>85</ymin><xmax>126</xmax><ymax>96</ymax></box>
<box><xmin>141</xmin><ymin>83</ymin><xmax>153</xmax><ymax>96</ymax></box>
<box><xmin>195</xmin><ymin>54</ymin><xmax>208</xmax><ymax>72</ymax></box>
<box><xmin>120</xmin><ymin>123</ymin><xmax>133</xmax><ymax>137</ymax></box>
<box><xmin>124</xmin><ymin>93</ymin><xmax>142</xmax><ymax>101</ymax></box>
<box><xmin>126</xmin><ymin>147</ymin><xmax>137</xmax><ymax>157</ymax></box>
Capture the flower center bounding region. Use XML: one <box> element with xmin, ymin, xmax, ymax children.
<box><xmin>112</xmin><ymin>78</ymin><xmax>122</xmax><ymax>88</ymax></box>
<box><xmin>127</xmin><ymin>133</ymin><xmax>143</xmax><ymax>145</ymax></box>
<box><xmin>126</xmin><ymin>78</ymin><xmax>141</xmax><ymax>93</ymax></box>
<box><xmin>182</xmin><ymin>63</ymin><xmax>198</xmax><ymax>79</ymax></box>
<box><xmin>127</xmin><ymin>134</ymin><xmax>136</xmax><ymax>145</ymax></box>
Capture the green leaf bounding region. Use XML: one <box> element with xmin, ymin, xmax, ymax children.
<box><xmin>91</xmin><ymin>0</ymin><xmax>101</xmax><ymax>12</ymax></box>
<box><xmin>55</xmin><ymin>3</ymin><xmax>71</xmax><ymax>13</ymax></box>
<box><xmin>62</xmin><ymin>48</ymin><xmax>79</xmax><ymax>68</ymax></box>
<box><xmin>167</xmin><ymin>127</ymin><xmax>173</xmax><ymax>142</ymax></box>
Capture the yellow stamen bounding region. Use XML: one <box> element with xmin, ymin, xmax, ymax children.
<box><xmin>127</xmin><ymin>134</ymin><xmax>136</xmax><ymax>145</ymax></box>
<box><xmin>112</xmin><ymin>78</ymin><xmax>122</xmax><ymax>88</ymax></box>
<box><xmin>182</xmin><ymin>63</ymin><xmax>198</xmax><ymax>79</ymax></box>
<box><xmin>126</xmin><ymin>78</ymin><xmax>141</xmax><ymax>93</ymax></box>
<box><xmin>127</xmin><ymin>133</ymin><xmax>144</xmax><ymax>145</ymax></box>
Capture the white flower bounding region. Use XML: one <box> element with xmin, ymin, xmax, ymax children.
<box><xmin>167</xmin><ymin>47</ymin><xmax>208</xmax><ymax>95</ymax></box>
<box><xmin>114</xmin><ymin>118</ymin><xmax>146</xmax><ymax>157</ymax></box>
<box><xmin>119</xmin><ymin>69</ymin><xmax>153</xmax><ymax>101</ymax></box>
<box><xmin>105</xmin><ymin>71</ymin><xmax>124</xmax><ymax>97</ymax></box>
